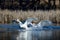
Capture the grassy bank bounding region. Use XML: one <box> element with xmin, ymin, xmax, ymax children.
<box><xmin>0</xmin><ymin>9</ymin><xmax>60</xmax><ymax>25</ymax></box>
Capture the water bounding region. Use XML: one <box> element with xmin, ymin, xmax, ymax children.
<box><xmin>0</xmin><ymin>24</ymin><xmax>60</xmax><ymax>40</ymax></box>
<box><xmin>0</xmin><ymin>29</ymin><xmax>60</xmax><ymax>40</ymax></box>
<box><xmin>16</xmin><ymin>30</ymin><xmax>53</xmax><ymax>40</ymax></box>
<box><xmin>0</xmin><ymin>29</ymin><xmax>53</xmax><ymax>40</ymax></box>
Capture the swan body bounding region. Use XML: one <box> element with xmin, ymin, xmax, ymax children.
<box><xmin>26</xmin><ymin>20</ymin><xmax>53</xmax><ymax>30</ymax></box>
<box><xmin>16</xmin><ymin>18</ymin><xmax>38</xmax><ymax>29</ymax></box>
<box><xmin>16</xmin><ymin>19</ymin><xmax>28</xmax><ymax>29</ymax></box>
<box><xmin>15</xmin><ymin>18</ymin><xmax>53</xmax><ymax>30</ymax></box>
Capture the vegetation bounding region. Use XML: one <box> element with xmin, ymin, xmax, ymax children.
<box><xmin>0</xmin><ymin>0</ymin><xmax>60</xmax><ymax>10</ymax></box>
<box><xmin>0</xmin><ymin>9</ymin><xmax>60</xmax><ymax>25</ymax></box>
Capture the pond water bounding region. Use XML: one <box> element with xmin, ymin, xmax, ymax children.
<box><xmin>0</xmin><ymin>30</ymin><xmax>60</xmax><ymax>40</ymax></box>
<box><xmin>0</xmin><ymin>23</ymin><xmax>60</xmax><ymax>40</ymax></box>
<box><xmin>17</xmin><ymin>30</ymin><xmax>52</xmax><ymax>40</ymax></box>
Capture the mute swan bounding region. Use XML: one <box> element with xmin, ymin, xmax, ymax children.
<box><xmin>15</xmin><ymin>18</ymin><xmax>53</xmax><ymax>30</ymax></box>
<box><xmin>27</xmin><ymin>20</ymin><xmax>53</xmax><ymax>30</ymax></box>
<box><xmin>15</xmin><ymin>18</ymin><xmax>38</xmax><ymax>29</ymax></box>
<box><xmin>36</xmin><ymin>20</ymin><xmax>53</xmax><ymax>29</ymax></box>
<box><xmin>16</xmin><ymin>20</ymin><xmax>53</xmax><ymax>40</ymax></box>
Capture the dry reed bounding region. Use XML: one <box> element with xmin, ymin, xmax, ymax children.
<box><xmin>0</xmin><ymin>9</ymin><xmax>60</xmax><ymax>25</ymax></box>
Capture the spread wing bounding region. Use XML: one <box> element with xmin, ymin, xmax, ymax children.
<box><xmin>37</xmin><ymin>20</ymin><xmax>53</xmax><ymax>27</ymax></box>
<box><xmin>16</xmin><ymin>19</ymin><xmax>23</xmax><ymax>25</ymax></box>
<box><xmin>24</xmin><ymin>18</ymin><xmax>38</xmax><ymax>25</ymax></box>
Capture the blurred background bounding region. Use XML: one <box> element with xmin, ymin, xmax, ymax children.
<box><xmin>0</xmin><ymin>0</ymin><xmax>60</xmax><ymax>25</ymax></box>
<box><xmin>0</xmin><ymin>0</ymin><xmax>60</xmax><ymax>40</ymax></box>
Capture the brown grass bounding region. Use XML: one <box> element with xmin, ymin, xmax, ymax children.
<box><xmin>0</xmin><ymin>9</ymin><xmax>60</xmax><ymax>25</ymax></box>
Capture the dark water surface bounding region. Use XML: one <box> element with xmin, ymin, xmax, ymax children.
<box><xmin>0</xmin><ymin>29</ymin><xmax>60</xmax><ymax>40</ymax></box>
<box><xmin>0</xmin><ymin>24</ymin><xmax>60</xmax><ymax>40</ymax></box>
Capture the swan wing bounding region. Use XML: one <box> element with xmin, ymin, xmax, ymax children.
<box><xmin>37</xmin><ymin>21</ymin><xmax>42</xmax><ymax>27</ymax></box>
<box><xmin>37</xmin><ymin>20</ymin><xmax>53</xmax><ymax>27</ymax></box>
<box><xmin>16</xmin><ymin>19</ymin><xmax>23</xmax><ymax>25</ymax></box>
<box><xmin>24</xmin><ymin>18</ymin><xmax>38</xmax><ymax>25</ymax></box>
<box><xmin>19</xmin><ymin>21</ymin><xmax>23</xmax><ymax>25</ymax></box>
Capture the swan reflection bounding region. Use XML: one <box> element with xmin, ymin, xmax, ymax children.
<box><xmin>14</xmin><ymin>18</ymin><xmax>53</xmax><ymax>40</ymax></box>
<box><xmin>17</xmin><ymin>30</ymin><xmax>52</xmax><ymax>40</ymax></box>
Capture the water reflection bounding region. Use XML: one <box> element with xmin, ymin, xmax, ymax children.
<box><xmin>0</xmin><ymin>31</ymin><xmax>18</xmax><ymax>40</ymax></box>
<box><xmin>17</xmin><ymin>30</ymin><xmax>52</xmax><ymax>40</ymax></box>
<box><xmin>1</xmin><ymin>30</ymin><xmax>60</xmax><ymax>40</ymax></box>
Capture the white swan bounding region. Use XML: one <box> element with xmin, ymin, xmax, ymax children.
<box><xmin>36</xmin><ymin>20</ymin><xmax>53</xmax><ymax>29</ymax></box>
<box><xmin>15</xmin><ymin>18</ymin><xmax>53</xmax><ymax>30</ymax></box>
<box><xmin>16</xmin><ymin>20</ymin><xmax>53</xmax><ymax>40</ymax></box>
<box><xmin>15</xmin><ymin>18</ymin><xmax>38</xmax><ymax>29</ymax></box>
<box><xmin>27</xmin><ymin>20</ymin><xmax>53</xmax><ymax>30</ymax></box>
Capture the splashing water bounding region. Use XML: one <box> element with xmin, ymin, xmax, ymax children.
<box><xmin>14</xmin><ymin>18</ymin><xmax>53</xmax><ymax>31</ymax></box>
